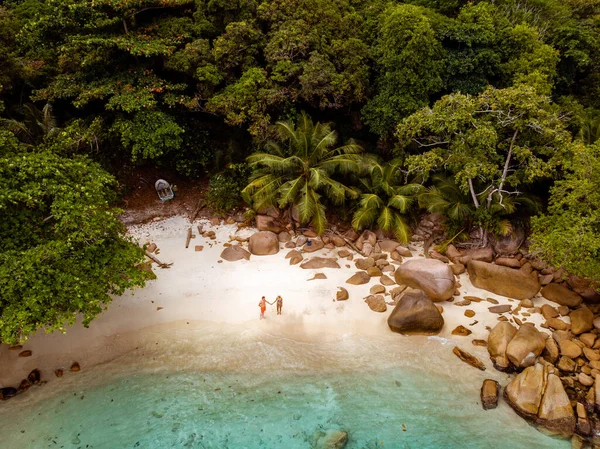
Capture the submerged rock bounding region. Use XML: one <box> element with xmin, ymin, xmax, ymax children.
<box><xmin>314</xmin><ymin>429</ymin><xmax>348</xmax><ymax>449</ymax></box>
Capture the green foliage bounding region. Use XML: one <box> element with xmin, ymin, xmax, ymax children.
<box><xmin>207</xmin><ymin>163</ymin><xmax>251</xmax><ymax>213</ymax></box>
<box><xmin>352</xmin><ymin>159</ymin><xmax>423</xmax><ymax>243</ymax></box>
<box><xmin>243</xmin><ymin>112</ymin><xmax>363</xmax><ymax>234</ymax></box>
<box><xmin>362</xmin><ymin>4</ymin><xmax>444</xmax><ymax>137</ymax></box>
<box><xmin>111</xmin><ymin>110</ymin><xmax>184</xmax><ymax>161</ymax></box>
<box><xmin>0</xmin><ymin>134</ymin><xmax>151</xmax><ymax>344</ymax></box>
<box><xmin>531</xmin><ymin>142</ymin><xmax>600</xmax><ymax>280</ymax></box>
<box><xmin>398</xmin><ymin>84</ymin><xmax>572</xmax><ymax>206</ymax></box>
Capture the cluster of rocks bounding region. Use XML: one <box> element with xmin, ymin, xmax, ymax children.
<box><xmin>223</xmin><ymin>208</ymin><xmax>600</xmax><ymax>446</ymax></box>
<box><xmin>1</xmin><ymin>350</ymin><xmax>81</xmax><ymax>401</ymax></box>
<box><xmin>429</xmin><ymin>241</ymin><xmax>600</xmax><ymax>445</ymax></box>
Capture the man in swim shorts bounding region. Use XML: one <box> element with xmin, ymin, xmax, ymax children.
<box><xmin>259</xmin><ymin>296</ymin><xmax>267</xmax><ymax>319</ymax></box>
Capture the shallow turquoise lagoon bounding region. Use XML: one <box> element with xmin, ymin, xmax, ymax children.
<box><xmin>0</xmin><ymin>330</ymin><xmax>568</xmax><ymax>449</ymax></box>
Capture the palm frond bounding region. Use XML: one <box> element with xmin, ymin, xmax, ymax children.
<box><xmin>392</xmin><ymin>214</ymin><xmax>412</xmax><ymax>244</ymax></box>
<box><xmin>319</xmin><ymin>175</ymin><xmax>351</xmax><ymax>205</ymax></box>
<box><xmin>388</xmin><ymin>194</ymin><xmax>414</xmax><ymax>213</ymax></box>
<box><xmin>297</xmin><ymin>184</ymin><xmax>318</xmax><ymax>224</ymax></box>
<box><xmin>309</xmin><ymin>189</ymin><xmax>328</xmax><ymax>235</ymax></box>
<box><xmin>377</xmin><ymin>206</ymin><xmax>395</xmax><ymax>232</ymax></box>
<box><xmin>352</xmin><ymin>202</ymin><xmax>380</xmax><ymax>231</ymax></box>
<box><xmin>310</xmin><ymin>129</ymin><xmax>337</xmax><ymax>165</ymax></box>
<box><xmin>318</xmin><ymin>154</ymin><xmax>363</xmax><ymax>175</ymax></box>
<box><xmin>278</xmin><ymin>176</ymin><xmax>305</xmax><ymax>208</ymax></box>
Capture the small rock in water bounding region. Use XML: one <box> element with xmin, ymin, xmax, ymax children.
<box><xmin>8</xmin><ymin>345</ymin><xmax>22</xmax><ymax>351</ymax></box>
<box><xmin>55</xmin><ymin>369</ymin><xmax>63</xmax><ymax>378</ymax></box>
<box><xmin>0</xmin><ymin>387</ymin><xmax>17</xmax><ymax>400</ymax></box>
<box><xmin>481</xmin><ymin>379</ymin><xmax>500</xmax><ymax>410</ymax></box>
<box><xmin>27</xmin><ymin>369</ymin><xmax>41</xmax><ymax>385</ymax></box>
<box><xmin>18</xmin><ymin>350</ymin><xmax>32</xmax><ymax>357</ymax></box>
<box><xmin>472</xmin><ymin>339</ymin><xmax>487</xmax><ymax>347</ymax></box>
<box><xmin>70</xmin><ymin>362</ymin><xmax>81</xmax><ymax>372</ymax></box>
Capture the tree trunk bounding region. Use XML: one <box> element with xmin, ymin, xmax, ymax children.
<box><xmin>468</xmin><ymin>178</ymin><xmax>480</xmax><ymax>209</ymax></box>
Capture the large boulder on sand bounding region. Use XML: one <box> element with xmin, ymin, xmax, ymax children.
<box><xmin>541</xmin><ymin>284</ymin><xmax>583</xmax><ymax>308</ymax></box>
<box><xmin>467</xmin><ymin>260</ymin><xmax>540</xmax><ymax>299</ymax></box>
<box><xmin>387</xmin><ymin>289</ymin><xmax>444</xmax><ymax>335</ymax></box>
<box><xmin>504</xmin><ymin>363</ymin><xmax>575</xmax><ymax>438</ymax></box>
<box><xmin>256</xmin><ymin>215</ymin><xmax>283</xmax><ymax>233</ymax></box>
<box><xmin>487</xmin><ymin>321</ymin><xmax>518</xmax><ymax>371</ymax></box>
<box><xmin>248</xmin><ymin>231</ymin><xmax>279</xmax><ymax>255</ymax></box>
<box><xmin>300</xmin><ymin>257</ymin><xmax>341</xmax><ymax>269</ymax></box>
<box><xmin>220</xmin><ymin>245</ymin><xmax>251</xmax><ymax>261</ymax></box>
<box><xmin>506</xmin><ymin>324</ymin><xmax>545</xmax><ymax>369</ymax></box>
<box><xmin>394</xmin><ymin>259</ymin><xmax>455</xmax><ymax>302</ymax></box>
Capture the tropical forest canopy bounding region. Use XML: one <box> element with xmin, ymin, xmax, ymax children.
<box><xmin>1</xmin><ymin>0</ymin><xmax>599</xmax><ymax>343</ymax></box>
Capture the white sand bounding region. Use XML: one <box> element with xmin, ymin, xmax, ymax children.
<box><xmin>0</xmin><ymin>216</ymin><xmax>562</xmax><ymax>387</ymax></box>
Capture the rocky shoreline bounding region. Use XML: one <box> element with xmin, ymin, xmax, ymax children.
<box><xmin>3</xmin><ymin>208</ymin><xmax>599</xmax><ymax>448</ymax></box>
<box><xmin>236</xmin><ymin>209</ymin><xmax>600</xmax><ymax>447</ymax></box>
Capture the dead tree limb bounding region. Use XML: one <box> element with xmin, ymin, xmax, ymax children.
<box><xmin>145</xmin><ymin>251</ymin><xmax>172</xmax><ymax>268</ymax></box>
<box><xmin>190</xmin><ymin>199</ymin><xmax>206</xmax><ymax>222</ymax></box>
<box><xmin>185</xmin><ymin>227</ymin><xmax>192</xmax><ymax>248</ymax></box>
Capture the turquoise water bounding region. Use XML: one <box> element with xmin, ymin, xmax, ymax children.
<box><xmin>0</xmin><ymin>329</ymin><xmax>568</xmax><ymax>449</ymax></box>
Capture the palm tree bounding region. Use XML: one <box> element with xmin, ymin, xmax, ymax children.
<box><xmin>1</xmin><ymin>103</ymin><xmax>59</xmax><ymax>145</ymax></box>
<box><xmin>418</xmin><ymin>174</ymin><xmax>538</xmax><ymax>246</ymax></box>
<box><xmin>242</xmin><ymin>112</ymin><xmax>363</xmax><ymax>234</ymax></box>
<box><xmin>351</xmin><ymin>158</ymin><xmax>423</xmax><ymax>243</ymax></box>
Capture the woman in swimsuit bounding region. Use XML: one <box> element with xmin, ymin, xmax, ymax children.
<box><xmin>275</xmin><ymin>295</ymin><xmax>283</xmax><ymax>315</ymax></box>
<box><xmin>259</xmin><ymin>296</ymin><xmax>267</xmax><ymax>319</ymax></box>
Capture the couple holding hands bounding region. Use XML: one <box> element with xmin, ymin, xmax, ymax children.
<box><xmin>258</xmin><ymin>295</ymin><xmax>283</xmax><ymax>319</ymax></box>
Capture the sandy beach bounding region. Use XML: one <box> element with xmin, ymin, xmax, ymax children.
<box><xmin>0</xmin><ymin>215</ymin><xmax>562</xmax><ymax>390</ymax></box>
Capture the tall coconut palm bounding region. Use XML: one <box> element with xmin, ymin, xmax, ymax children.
<box><xmin>242</xmin><ymin>112</ymin><xmax>363</xmax><ymax>234</ymax></box>
<box><xmin>352</xmin><ymin>158</ymin><xmax>423</xmax><ymax>243</ymax></box>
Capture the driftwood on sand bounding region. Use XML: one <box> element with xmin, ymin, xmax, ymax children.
<box><xmin>189</xmin><ymin>199</ymin><xmax>206</xmax><ymax>223</ymax></box>
<box><xmin>185</xmin><ymin>227</ymin><xmax>193</xmax><ymax>248</ymax></box>
<box><xmin>145</xmin><ymin>251</ymin><xmax>173</xmax><ymax>269</ymax></box>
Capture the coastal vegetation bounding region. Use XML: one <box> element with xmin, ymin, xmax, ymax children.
<box><xmin>1</xmin><ymin>0</ymin><xmax>599</xmax><ymax>341</ymax></box>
